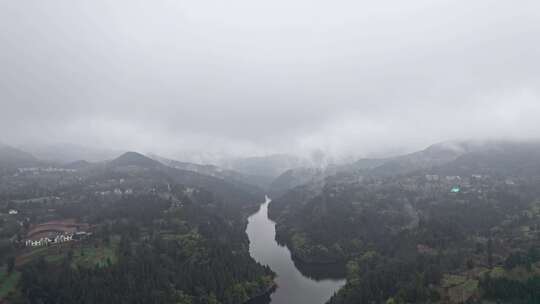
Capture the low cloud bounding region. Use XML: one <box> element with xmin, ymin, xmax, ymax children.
<box><xmin>1</xmin><ymin>0</ymin><xmax>539</xmax><ymax>162</ymax></box>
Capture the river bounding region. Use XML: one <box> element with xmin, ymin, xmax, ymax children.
<box><xmin>246</xmin><ymin>198</ymin><xmax>346</xmax><ymax>304</ymax></box>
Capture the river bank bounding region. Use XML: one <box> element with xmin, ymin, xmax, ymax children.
<box><xmin>246</xmin><ymin>199</ymin><xmax>345</xmax><ymax>304</ymax></box>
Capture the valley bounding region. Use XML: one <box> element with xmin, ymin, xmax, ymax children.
<box><xmin>2</xmin><ymin>3</ymin><xmax>539</xmax><ymax>302</ymax></box>
<box><xmin>1</xmin><ymin>140</ymin><xmax>540</xmax><ymax>303</ymax></box>
<box><xmin>269</xmin><ymin>141</ymin><xmax>540</xmax><ymax>303</ymax></box>
<box><xmin>246</xmin><ymin>198</ymin><xmax>345</xmax><ymax>304</ymax></box>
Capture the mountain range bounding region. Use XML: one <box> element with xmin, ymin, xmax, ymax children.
<box><xmin>267</xmin><ymin>139</ymin><xmax>540</xmax><ymax>199</ymax></box>
<box><xmin>0</xmin><ymin>142</ymin><xmax>40</xmax><ymax>169</ymax></box>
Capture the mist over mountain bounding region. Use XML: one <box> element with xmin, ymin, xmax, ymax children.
<box><xmin>3</xmin><ymin>137</ymin><xmax>540</xmax><ymax>303</ymax></box>
<box><xmin>220</xmin><ymin>154</ymin><xmax>311</xmax><ymax>183</ymax></box>
<box><xmin>2</xmin><ymin>1</ymin><xmax>540</xmax><ymax>303</ymax></box>
<box><xmin>108</xmin><ymin>151</ymin><xmax>162</xmax><ymax>168</ymax></box>
<box><xmin>150</xmin><ymin>154</ymin><xmax>273</xmax><ymax>190</ymax></box>
<box><xmin>266</xmin><ymin>139</ymin><xmax>540</xmax><ymax>200</ymax></box>
<box><xmin>20</xmin><ymin>143</ymin><xmax>124</xmax><ymax>163</ymax></box>
<box><xmin>0</xmin><ymin>142</ymin><xmax>40</xmax><ymax>168</ymax></box>
<box><xmin>2</xmin><ymin>1</ymin><xmax>540</xmax><ymax>159</ymax></box>
<box><xmin>267</xmin><ymin>139</ymin><xmax>540</xmax><ymax>303</ymax></box>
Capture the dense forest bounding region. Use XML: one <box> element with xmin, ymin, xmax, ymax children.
<box><xmin>3</xmin><ymin>143</ymin><xmax>540</xmax><ymax>304</ymax></box>
<box><xmin>0</xmin><ymin>153</ymin><xmax>273</xmax><ymax>304</ymax></box>
<box><xmin>269</xmin><ymin>143</ymin><xmax>540</xmax><ymax>303</ymax></box>
<box><xmin>15</xmin><ymin>192</ymin><xmax>274</xmax><ymax>304</ymax></box>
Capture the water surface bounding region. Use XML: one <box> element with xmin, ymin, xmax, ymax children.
<box><xmin>246</xmin><ymin>198</ymin><xmax>346</xmax><ymax>304</ymax></box>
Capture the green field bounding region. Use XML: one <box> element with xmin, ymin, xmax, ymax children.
<box><xmin>0</xmin><ymin>268</ymin><xmax>21</xmax><ymax>299</ymax></box>
<box><xmin>18</xmin><ymin>244</ymin><xmax>74</xmax><ymax>266</ymax></box>
<box><xmin>72</xmin><ymin>245</ymin><xmax>117</xmax><ymax>268</ymax></box>
<box><xmin>1</xmin><ymin>242</ymin><xmax>117</xmax><ymax>300</ymax></box>
<box><xmin>18</xmin><ymin>242</ymin><xmax>118</xmax><ymax>269</ymax></box>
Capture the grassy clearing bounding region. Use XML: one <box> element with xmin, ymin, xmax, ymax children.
<box><xmin>0</xmin><ymin>268</ymin><xmax>7</xmax><ymax>282</ymax></box>
<box><xmin>72</xmin><ymin>245</ymin><xmax>117</xmax><ymax>268</ymax></box>
<box><xmin>0</xmin><ymin>268</ymin><xmax>21</xmax><ymax>299</ymax></box>
<box><xmin>17</xmin><ymin>243</ymin><xmax>74</xmax><ymax>266</ymax></box>
<box><xmin>18</xmin><ymin>242</ymin><xmax>118</xmax><ymax>269</ymax></box>
<box><xmin>447</xmin><ymin>279</ymin><xmax>479</xmax><ymax>303</ymax></box>
<box><xmin>487</xmin><ymin>264</ymin><xmax>540</xmax><ymax>282</ymax></box>
<box><xmin>442</xmin><ymin>274</ymin><xmax>467</xmax><ymax>288</ymax></box>
<box><xmin>45</xmin><ymin>253</ymin><xmax>66</xmax><ymax>264</ymax></box>
<box><xmin>489</xmin><ymin>266</ymin><xmax>506</xmax><ymax>278</ymax></box>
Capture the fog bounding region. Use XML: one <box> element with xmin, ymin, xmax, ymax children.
<box><xmin>1</xmin><ymin>0</ymin><xmax>539</xmax><ymax>162</ymax></box>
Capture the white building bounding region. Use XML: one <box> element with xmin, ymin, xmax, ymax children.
<box><xmin>25</xmin><ymin>233</ymin><xmax>75</xmax><ymax>247</ymax></box>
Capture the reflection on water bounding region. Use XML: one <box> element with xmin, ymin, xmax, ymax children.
<box><xmin>246</xmin><ymin>198</ymin><xmax>346</xmax><ymax>304</ymax></box>
<box><xmin>291</xmin><ymin>257</ymin><xmax>347</xmax><ymax>281</ymax></box>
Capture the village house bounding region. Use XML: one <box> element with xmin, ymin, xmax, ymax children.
<box><xmin>24</xmin><ymin>219</ymin><xmax>89</xmax><ymax>247</ymax></box>
<box><xmin>74</xmin><ymin>231</ymin><xmax>91</xmax><ymax>239</ymax></box>
<box><xmin>445</xmin><ymin>175</ymin><xmax>461</xmax><ymax>181</ymax></box>
<box><xmin>25</xmin><ymin>233</ymin><xmax>74</xmax><ymax>247</ymax></box>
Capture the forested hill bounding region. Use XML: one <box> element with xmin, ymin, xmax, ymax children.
<box><xmin>101</xmin><ymin>151</ymin><xmax>265</xmax><ymax>209</ymax></box>
<box><xmin>269</xmin><ymin>140</ymin><xmax>540</xmax><ymax>304</ymax></box>
<box><xmin>268</xmin><ymin>167</ymin><xmax>328</xmax><ymax>199</ymax></box>
<box><xmin>151</xmin><ymin>154</ymin><xmax>267</xmax><ymax>201</ymax></box>
<box><xmin>19</xmin><ymin>192</ymin><xmax>275</xmax><ymax>304</ymax></box>
<box><xmin>433</xmin><ymin>141</ymin><xmax>540</xmax><ymax>177</ymax></box>
<box><xmin>267</xmin><ymin>140</ymin><xmax>540</xmax><ymax>202</ymax></box>
<box><xmin>1</xmin><ymin>150</ymin><xmax>273</xmax><ymax>304</ymax></box>
<box><xmin>265</xmin><ymin>140</ymin><xmax>487</xmax><ymax>201</ymax></box>
<box><xmin>0</xmin><ymin>143</ymin><xmax>41</xmax><ymax>169</ymax></box>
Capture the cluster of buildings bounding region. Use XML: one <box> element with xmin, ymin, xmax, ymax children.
<box><xmin>400</xmin><ymin>173</ymin><xmax>520</xmax><ymax>197</ymax></box>
<box><xmin>25</xmin><ymin>233</ymin><xmax>74</xmax><ymax>247</ymax></box>
<box><xmin>95</xmin><ymin>188</ymin><xmax>134</xmax><ymax>196</ymax></box>
<box><xmin>16</xmin><ymin>167</ymin><xmax>77</xmax><ymax>175</ymax></box>
<box><xmin>24</xmin><ymin>220</ymin><xmax>90</xmax><ymax>247</ymax></box>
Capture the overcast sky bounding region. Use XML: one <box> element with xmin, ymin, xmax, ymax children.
<box><xmin>1</xmin><ymin>0</ymin><xmax>539</xmax><ymax>161</ymax></box>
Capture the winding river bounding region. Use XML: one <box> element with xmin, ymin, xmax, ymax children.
<box><xmin>246</xmin><ymin>198</ymin><xmax>346</xmax><ymax>304</ymax></box>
